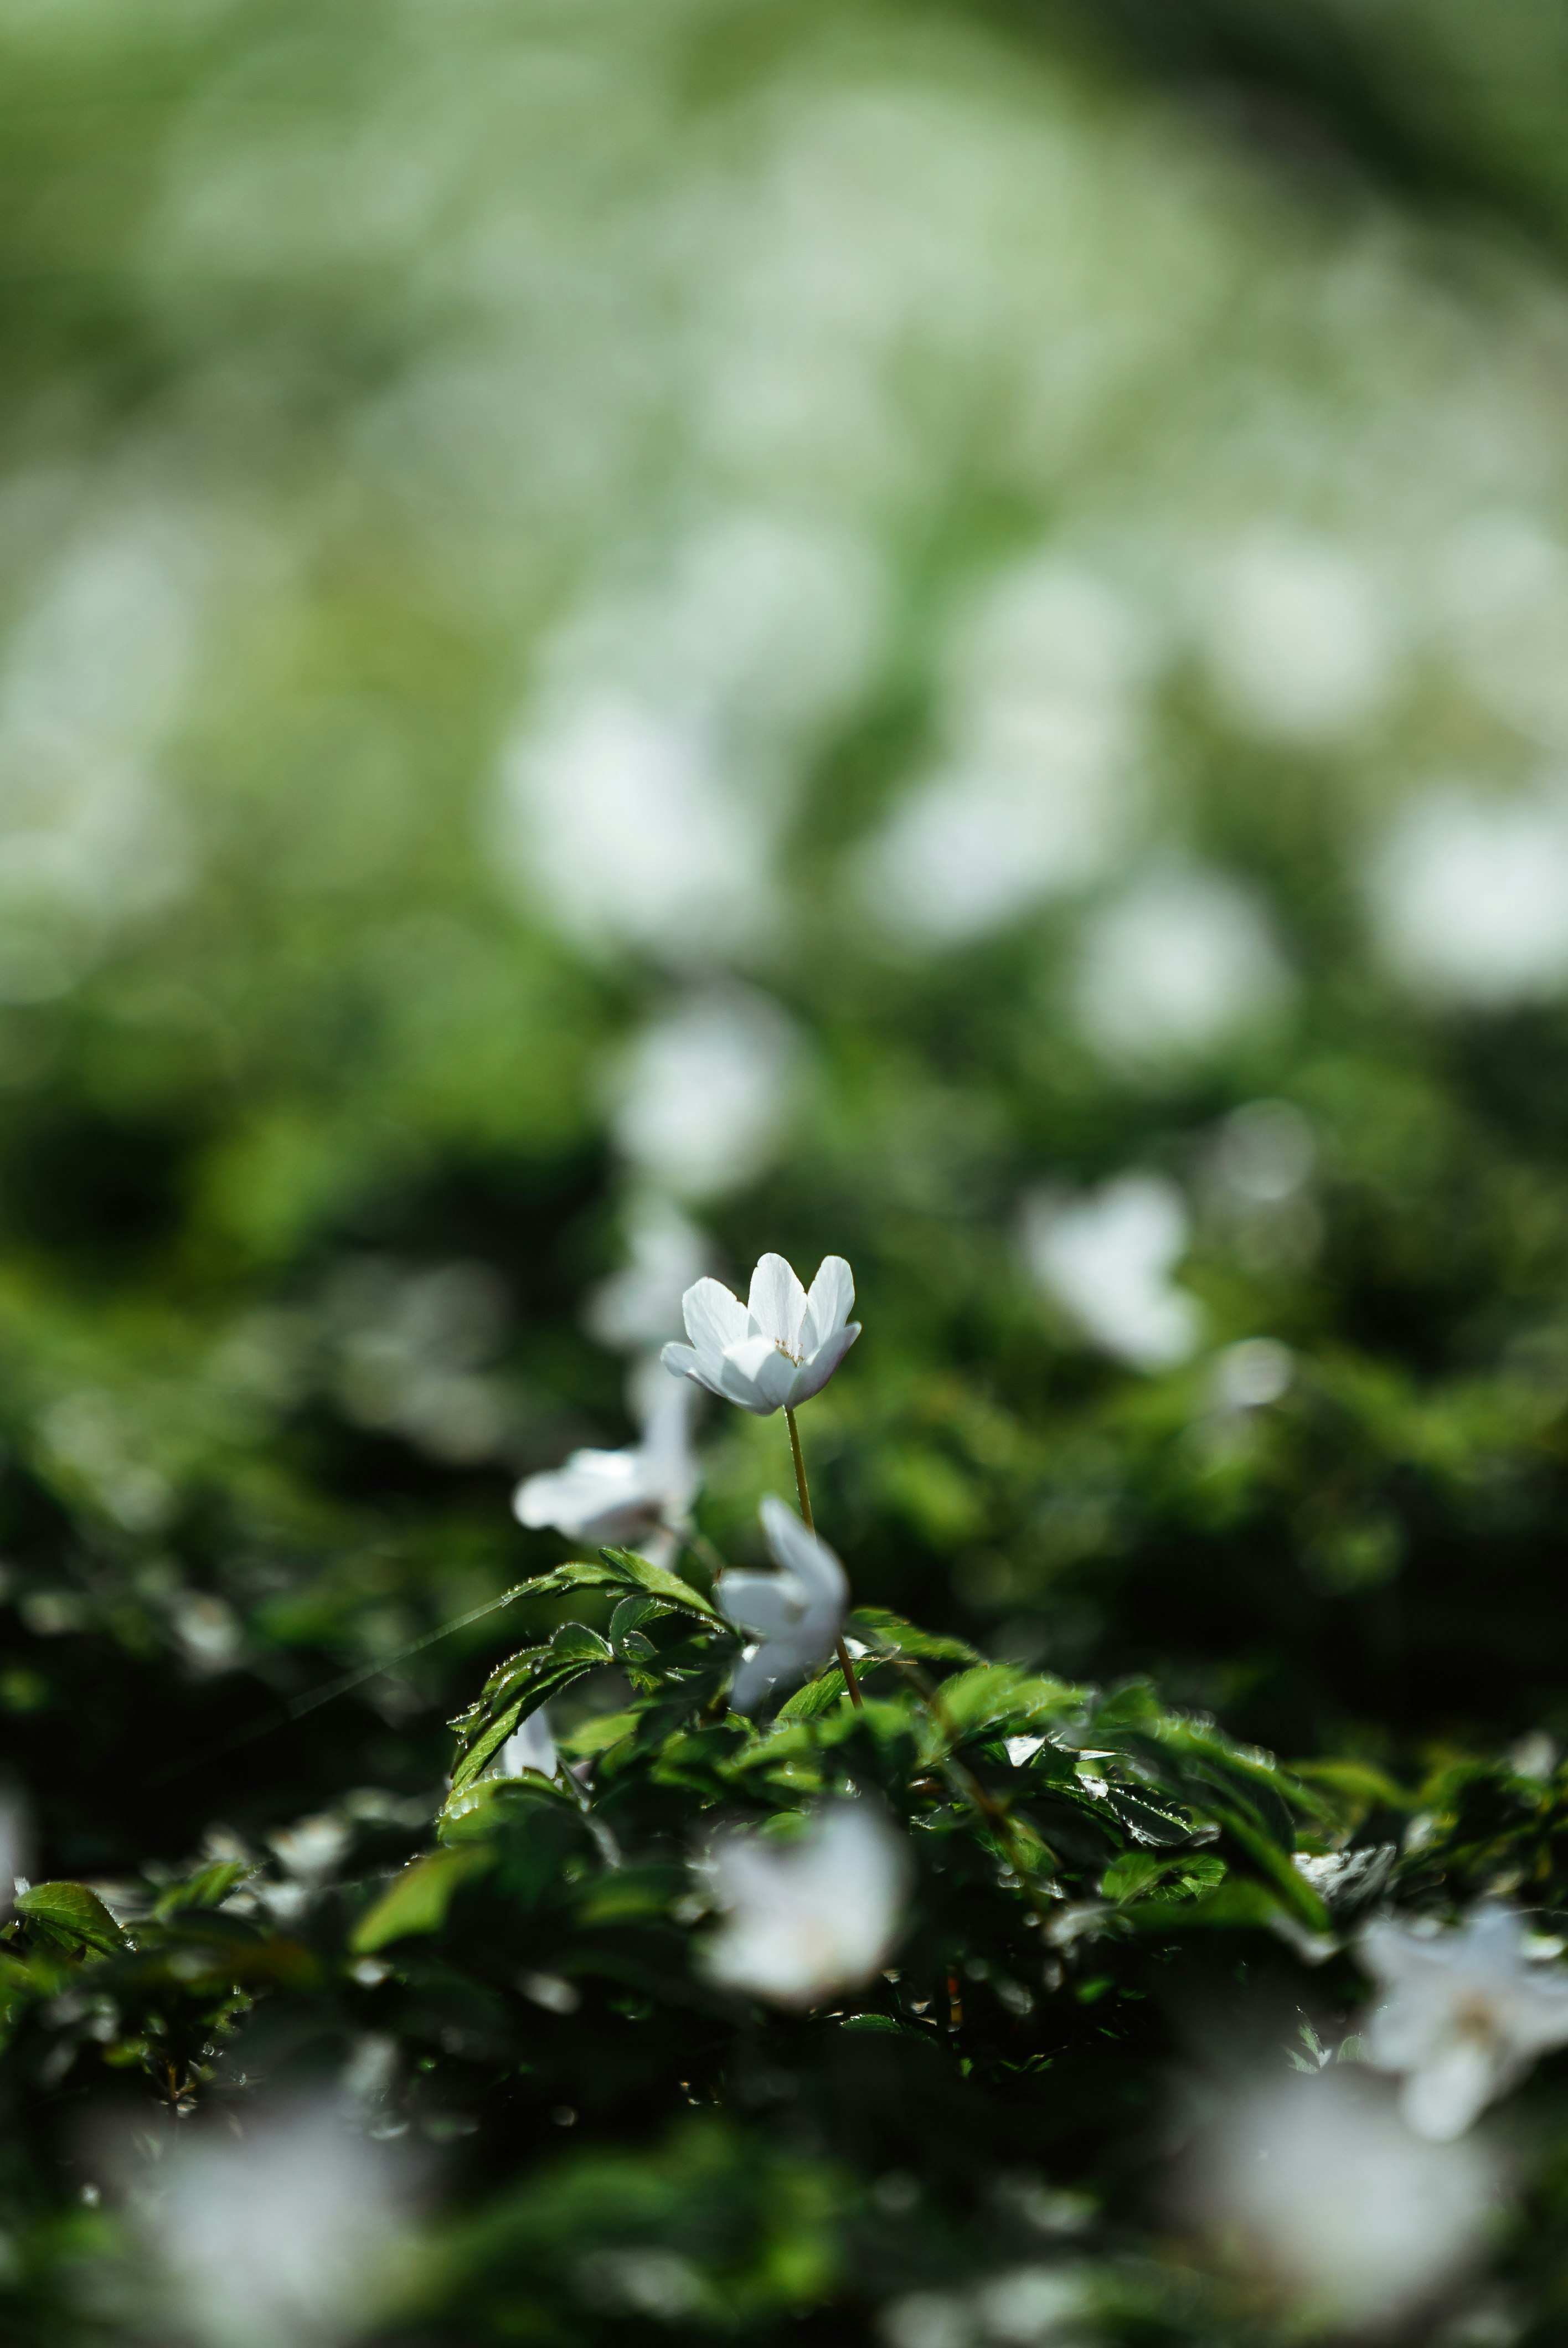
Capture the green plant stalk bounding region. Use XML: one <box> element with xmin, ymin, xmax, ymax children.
<box><xmin>786</xmin><ymin>1405</ymin><xmax>863</xmax><ymax>1709</ymax></box>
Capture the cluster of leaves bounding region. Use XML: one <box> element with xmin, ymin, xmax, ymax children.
<box><xmin>9</xmin><ymin>1535</ymin><xmax>1568</xmax><ymax>2344</ymax></box>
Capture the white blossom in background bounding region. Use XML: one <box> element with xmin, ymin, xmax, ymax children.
<box><xmin>138</xmin><ymin>2099</ymin><xmax>408</xmax><ymax>2348</ymax></box>
<box><xmin>663</xmin><ymin>1253</ymin><xmax>860</xmax><ymax>1417</ymax></box>
<box><xmin>1194</xmin><ymin>2068</ymin><xmax>1498</xmax><ymax>2332</ymax></box>
<box><xmin>1020</xmin><ymin>1176</ymin><xmax>1200</xmax><ymax>1371</ymax></box>
<box><xmin>1359</xmin><ymin>1904</ymin><xmax>1568</xmax><ymax>2140</ymax></box>
<box><xmin>1202</xmin><ymin>531</ymin><xmax>1401</xmax><ymax>746</ymax></box>
<box><xmin>1071</xmin><ymin>867</ymin><xmax>1293</xmax><ymax>1071</ymax></box>
<box><xmin>608</xmin><ymin>990</ymin><xmax>800</xmax><ymax>1201</ymax></box>
<box><xmin>0</xmin><ymin>524</ymin><xmax>198</xmax><ymax>1005</ymax></box>
<box><xmin>582</xmin><ymin>1196</ymin><xmax>711</xmax><ymax>1356</ymax></box>
<box><xmin>718</xmin><ymin>1494</ymin><xmax>849</xmax><ymax>1713</ymax></box>
<box><xmin>857</xmin><ymin>559</ymin><xmax>1148</xmax><ymax>945</ymax></box>
<box><xmin>492</xmin><ymin>513</ymin><xmax>883</xmax><ymax>960</ymax></box>
<box><xmin>497</xmin><ymin>686</ymin><xmax>771</xmax><ymax>961</ymax></box>
<box><xmin>702</xmin><ymin>1800</ymin><xmax>909</xmax><ymax>2006</ymax></box>
<box><xmin>513</xmin><ymin>1382</ymin><xmax>700</xmax><ymax>1568</ymax></box>
<box><xmin>1364</xmin><ymin>780</ymin><xmax>1568</xmax><ymax>1008</ymax></box>
<box><xmin>1438</xmin><ymin>513</ymin><xmax>1568</xmax><ymax>750</ymax></box>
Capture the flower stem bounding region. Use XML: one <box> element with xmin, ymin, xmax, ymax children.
<box><xmin>785</xmin><ymin>1405</ymin><xmax>863</xmax><ymax>1711</ymax></box>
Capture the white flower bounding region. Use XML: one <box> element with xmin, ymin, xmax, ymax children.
<box><xmin>661</xmin><ymin>1252</ymin><xmax>859</xmax><ymax>1417</ymax></box>
<box><xmin>1020</xmin><ymin>1175</ymin><xmax>1200</xmax><ymax>1371</ymax></box>
<box><xmin>717</xmin><ymin>1494</ymin><xmax>849</xmax><ymax>1713</ymax></box>
<box><xmin>489</xmin><ymin>1706</ymin><xmax>558</xmax><ymax>1782</ymax></box>
<box><xmin>582</xmin><ymin>1196</ymin><xmax>710</xmax><ymax>1355</ymax></box>
<box><xmin>702</xmin><ymin>1800</ymin><xmax>910</xmax><ymax>2007</ymax></box>
<box><xmin>1359</xmin><ymin>1903</ymin><xmax>1568</xmax><ymax>2139</ymax></box>
<box><xmin>1194</xmin><ymin>2068</ymin><xmax>1498</xmax><ymax>2332</ymax></box>
<box><xmin>512</xmin><ymin>1382</ymin><xmax>699</xmax><ymax>1568</ymax></box>
<box><xmin>137</xmin><ymin>2097</ymin><xmax>407</xmax><ymax>2348</ymax></box>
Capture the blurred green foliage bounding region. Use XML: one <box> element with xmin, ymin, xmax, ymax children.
<box><xmin>5</xmin><ymin>0</ymin><xmax>1568</xmax><ymax>2339</ymax></box>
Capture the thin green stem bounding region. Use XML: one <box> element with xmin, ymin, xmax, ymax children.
<box><xmin>785</xmin><ymin>1405</ymin><xmax>863</xmax><ymax>1710</ymax></box>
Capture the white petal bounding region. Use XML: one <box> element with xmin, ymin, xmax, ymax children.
<box><xmin>718</xmin><ymin>1569</ymin><xmax>806</xmax><ymax>1639</ymax></box>
<box><xmin>1400</xmin><ymin>2042</ymin><xmax>1503</xmax><ymax>2141</ymax></box>
<box><xmin>760</xmin><ymin>1495</ymin><xmax>848</xmax><ymax>1615</ymax></box>
<box><xmin>513</xmin><ymin>1449</ymin><xmax>646</xmax><ymax>1538</ymax></box>
<box><xmin>638</xmin><ymin>1381</ymin><xmax>701</xmax><ymax>1511</ymax></box>
<box><xmin>681</xmin><ymin>1278</ymin><xmax>749</xmax><ymax>1378</ymax></box>
<box><xmin>719</xmin><ymin>1334</ymin><xmax>795</xmax><ymax>1414</ymax></box>
<box><xmin>729</xmin><ymin>1646</ymin><xmax>781</xmax><ymax>1714</ymax></box>
<box><xmin>747</xmin><ymin>1253</ymin><xmax>808</xmax><ymax>1350</ymax></box>
<box><xmin>801</xmin><ymin>1255</ymin><xmax>855</xmax><ymax>1351</ymax></box>
<box><xmin>788</xmin><ymin>1321</ymin><xmax>860</xmax><ymax>1405</ymax></box>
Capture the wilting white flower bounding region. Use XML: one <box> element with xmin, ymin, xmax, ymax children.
<box><xmin>719</xmin><ymin>1494</ymin><xmax>848</xmax><ymax>1713</ymax></box>
<box><xmin>138</xmin><ymin>2098</ymin><xmax>408</xmax><ymax>2348</ymax></box>
<box><xmin>1020</xmin><ymin>1176</ymin><xmax>1200</xmax><ymax>1371</ymax></box>
<box><xmin>662</xmin><ymin>1252</ymin><xmax>860</xmax><ymax>1417</ymax></box>
<box><xmin>1194</xmin><ymin>2068</ymin><xmax>1498</xmax><ymax>2332</ymax></box>
<box><xmin>1359</xmin><ymin>1904</ymin><xmax>1568</xmax><ymax>2140</ymax></box>
<box><xmin>513</xmin><ymin>1383</ymin><xmax>699</xmax><ymax>1568</ymax></box>
<box><xmin>702</xmin><ymin>1800</ymin><xmax>910</xmax><ymax>2006</ymax></box>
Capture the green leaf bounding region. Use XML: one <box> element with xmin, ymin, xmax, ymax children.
<box><xmin>847</xmin><ymin>1609</ymin><xmax>981</xmax><ymax>1664</ymax></box>
<box><xmin>152</xmin><ymin>1860</ymin><xmax>252</xmax><ymax>1920</ymax></box>
<box><xmin>17</xmin><ymin>1882</ymin><xmax>128</xmax><ymax>1956</ymax></box>
<box><xmin>597</xmin><ymin>1548</ymin><xmax>721</xmax><ymax>1621</ymax></box>
<box><xmin>350</xmin><ymin>1846</ymin><xmax>496</xmax><ymax>1952</ymax></box>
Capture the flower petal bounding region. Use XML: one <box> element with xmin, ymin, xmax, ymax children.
<box><xmin>682</xmin><ymin>1278</ymin><xmax>749</xmax><ymax>1378</ymax></box>
<box><xmin>717</xmin><ymin>1569</ymin><xmax>806</xmax><ymax>1639</ymax></box>
<box><xmin>1400</xmin><ymin>2042</ymin><xmax>1503</xmax><ymax>2141</ymax></box>
<box><xmin>720</xmin><ymin>1333</ymin><xmax>795</xmax><ymax>1414</ymax></box>
<box><xmin>760</xmin><ymin>1495</ymin><xmax>848</xmax><ymax>1614</ymax></box>
<box><xmin>661</xmin><ymin>1339</ymin><xmax>725</xmax><ymax>1401</ymax></box>
<box><xmin>801</xmin><ymin>1255</ymin><xmax>855</xmax><ymax>1352</ymax></box>
<box><xmin>747</xmin><ymin>1253</ymin><xmax>808</xmax><ymax>1350</ymax></box>
<box><xmin>788</xmin><ymin>1320</ymin><xmax>860</xmax><ymax>1405</ymax></box>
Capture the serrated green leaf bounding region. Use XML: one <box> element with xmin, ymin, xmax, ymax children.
<box><xmin>597</xmin><ymin>1548</ymin><xmax>721</xmax><ymax>1620</ymax></box>
<box><xmin>350</xmin><ymin>1846</ymin><xmax>496</xmax><ymax>1952</ymax></box>
<box><xmin>17</xmin><ymin>1882</ymin><xmax>128</xmax><ymax>1956</ymax></box>
<box><xmin>847</xmin><ymin>1609</ymin><xmax>981</xmax><ymax>1664</ymax></box>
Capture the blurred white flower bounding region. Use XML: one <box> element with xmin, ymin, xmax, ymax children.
<box><xmin>138</xmin><ymin>2098</ymin><xmax>408</xmax><ymax>2348</ymax></box>
<box><xmin>583</xmin><ymin>1197</ymin><xmax>711</xmax><ymax>1355</ymax></box>
<box><xmin>857</xmin><ymin>560</ymin><xmax>1147</xmax><ymax>946</ymax></box>
<box><xmin>608</xmin><ymin>990</ymin><xmax>800</xmax><ymax>1201</ymax></box>
<box><xmin>497</xmin><ymin>684</ymin><xmax>771</xmax><ymax>960</ymax></box>
<box><xmin>1364</xmin><ymin>780</ymin><xmax>1568</xmax><ymax>1008</ymax></box>
<box><xmin>1359</xmin><ymin>1904</ymin><xmax>1568</xmax><ymax>2140</ymax></box>
<box><xmin>1194</xmin><ymin>2068</ymin><xmax>1498</xmax><ymax>2332</ymax></box>
<box><xmin>1211</xmin><ymin>1336</ymin><xmax>1293</xmax><ymax>1411</ymax></box>
<box><xmin>662</xmin><ymin>1252</ymin><xmax>860</xmax><ymax>1417</ymax></box>
<box><xmin>492</xmin><ymin>513</ymin><xmax>882</xmax><ymax>960</ymax></box>
<box><xmin>491</xmin><ymin>1706</ymin><xmax>559</xmax><ymax>1782</ymax></box>
<box><xmin>702</xmin><ymin>1799</ymin><xmax>909</xmax><ymax>2006</ymax></box>
<box><xmin>512</xmin><ymin>1382</ymin><xmax>699</xmax><ymax>1568</ymax></box>
<box><xmin>267</xmin><ymin>1813</ymin><xmax>352</xmax><ymax>1884</ymax></box>
<box><xmin>1020</xmin><ymin>1176</ymin><xmax>1200</xmax><ymax>1370</ymax></box>
<box><xmin>0</xmin><ymin>524</ymin><xmax>198</xmax><ymax>1003</ymax></box>
<box><xmin>718</xmin><ymin>1494</ymin><xmax>849</xmax><ymax>1713</ymax></box>
<box><xmin>1438</xmin><ymin>513</ymin><xmax>1568</xmax><ymax>749</ymax></box>
<box><xmin>1071</xmin><ymin>868</ymin><xmax>1292</xmax><ymax>1070</ymax></box>
<box><xmin>1203</xmin><ymin>531</ymin><xmax>1400</xmax><ymax>746</ymax></box>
